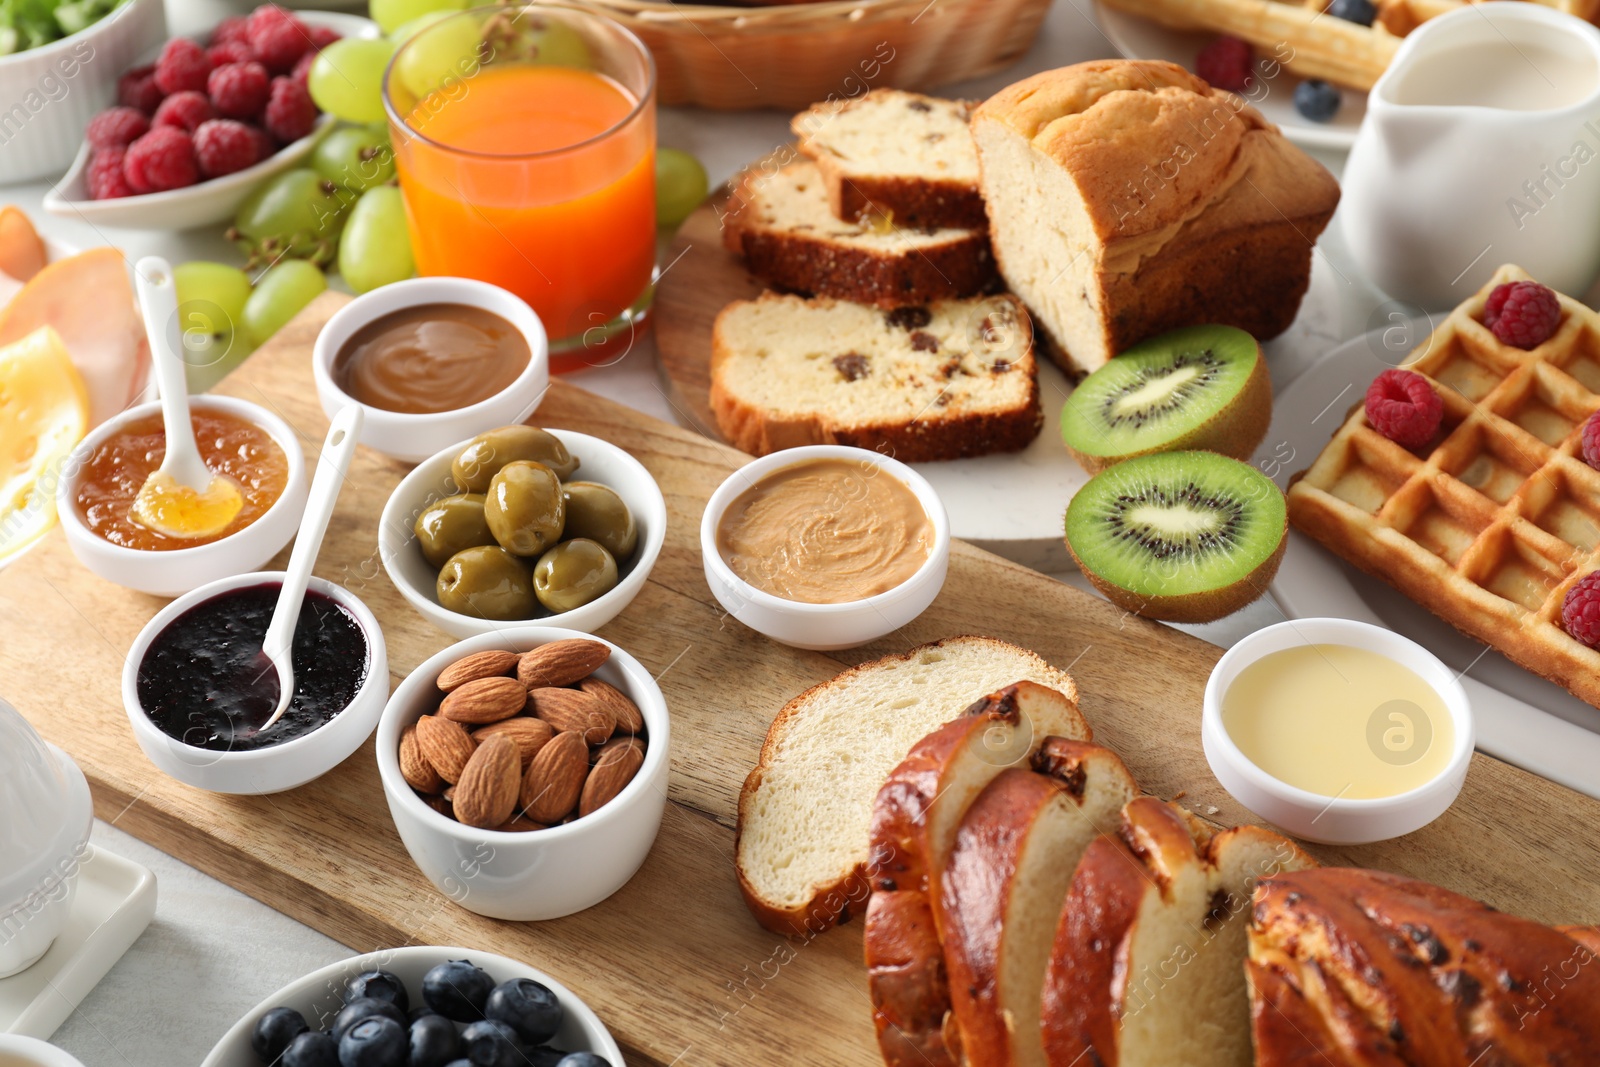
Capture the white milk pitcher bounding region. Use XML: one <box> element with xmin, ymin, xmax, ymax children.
<box><xmin>1342</xmin><ymin>3</ymin><xmax>1600</xmax><ymax>309</ymax></box>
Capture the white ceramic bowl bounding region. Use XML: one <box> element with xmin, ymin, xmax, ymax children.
<box><xmin>313</xmin><ymin>277</ymin><xmax>550</xmax><ymax>463</ymax></box>
<box><xmin>700</xmin><ymin>445</ymin><xmax>951</xmax><ymax>651</ymax></box>
<box><xmin>0</xmin><ymin>1036</ymin><xmax>88</xmax><ymax>1067</ymax></box>
<box><xmin>0</xmin><ymin>0</ymin><xmax>166</xmax><ymax>183</ymax></box>
<box><xmin>121</xmin><ymin>571</ymin><xmax>388</xmax><ymax>795</ymax></box>
<box><xmin>55</xmin><ymin>395</ymin><xmax>309</xmax><ymax>597</ymax></box>
<box><xmin>41</xmin><ymin>11</ymin><xmax>379</xmax><ymax>230</ymax></box>
<box><xmin>1202</xmin><ymin>618</ymin><xmax>1475</xmax><ymax>845</ymax></box>
<box><xmin>379</xmin><ymin>430</ymin><xmax>666</xmax><ymax>638</ymax></box>
<box><xmin>377</xmin><ymin>628</ymin><xmax>669</xmax><ymax>920</ymax></box>
<box><xmin>200</xmin><ymin>945</ymin><xmax>624</xmax><ymax>1066</ymax></box>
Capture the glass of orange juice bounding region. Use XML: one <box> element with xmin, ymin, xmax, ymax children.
<box><xmin>384</xmin><ymin>5</ymin><xmax>656</xmax><ymax>368</ymax></box>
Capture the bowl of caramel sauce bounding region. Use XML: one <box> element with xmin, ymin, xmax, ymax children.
<box><xmin>313</xmin><ymin>277</ymin><xmax>549</xmax><ymax>463</ymax></box>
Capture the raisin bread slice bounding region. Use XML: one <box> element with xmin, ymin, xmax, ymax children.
<box><xmin>793</xmin><ymin>89</ymin><xmax>986</xmax><ymax>229</ymax></box>
<box><xmin>709</xmin><ymin>292</ymin><xmax>1040</xmax><ymax>462</ymax></box>
<box><xmin>722</xmin><ymin>160</ymin><xmax>996</xmax><ymax>308</ymax></box>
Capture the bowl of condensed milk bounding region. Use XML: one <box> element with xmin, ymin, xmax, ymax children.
<box><xmin>700</xmin><ymin>445</ymin><xmax>951</xmax><ymax>650</ymax></box>
<box><xmin>1202</xmin><ymin>618</ymin><xmax>1474</xmax><ymax>845</ymax></box>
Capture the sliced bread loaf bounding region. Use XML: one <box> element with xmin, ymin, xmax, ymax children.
<box><xmin>709</xmin><ymin>292</ymin><xmax>1041</xmax><ymax>462</ymax></box>
<box><xmin>793</xmin><ymin>89</ymin><xmax>986</xmax><ymax>229</ymax></box>
<box><xmin>722</xmin><ymin>160</ymin><xmax>996</xmax><ymax>308</ymax></box>
<box><xmin>734</xmin><ymin>636</ymin><xmax>1082</xmax><ymax>938</ymax></box>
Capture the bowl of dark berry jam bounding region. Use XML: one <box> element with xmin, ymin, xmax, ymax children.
<box><xmin>121</xmin><ymin>572</ymin><xmax>388</xmax><ymax>794</ymax></box>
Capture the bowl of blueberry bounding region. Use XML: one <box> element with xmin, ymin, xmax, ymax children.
<box><xmin>200</xmin><ymin>947</ymin><xmax>623</xmax><ymax>1067</ymax></box>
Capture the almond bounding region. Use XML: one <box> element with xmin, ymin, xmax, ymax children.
<box><xmin>473</xmin><ymin>716</ymin><xmax>554</xmax><ymax>767</ymax></box>
<box><xmin>579</xmin><ymin>677</ymin><xmax>645</xmax><ymax>736</ymax></box>
<box><xmin>517</xmin><ymin>639</ymin><xmax>610</xmax><ymax>688</ymax></box>
<box><xmin>580</xmin><ymin>736</ymin><xmax>646</xmax><ymax>816</ymax></box>
<box><xmin>453</xmin><ymin>734</ymin><xmax>520</xmax><ymax>829</ymax></box>
<box><xmin>436</xmin><ymin>649</ymin><xmax>519</xmax><ymax>692</ymax></box>
<box><xmin>439</xmin><ymin>676</ymin><xmax>526</xmax><ymax>724</ymax></box>
<box><xmin>415</xmin><ymin>714</ymin><xmax>478</xmax><ymax>784</ymax></box>
<box><xmin>520</xmin><ymin>730</ymin><xmax>588</xmax><ymax>823</ymax></box>
<box><xmin>593</xmin><ymin>734</ymin><xmax>646</xmax><ymax>766</ymax></box>
<box><xmin>400</xmin><ymin>723</ymin><xmax>444</xmax><ymax>793</ymax></box>
<box><xmin>493</xmin><ymin>815</ymin><xmax>549</xmax><ymax>833</ymax></box>
<box><xmin>423</xmin><ymin>794</ymin><xmax>453</xmax><ymax>819</ymax></box>
<box><xmin>530</xmin><ymin>687</ymin><xmax>615</xmax><ymax>744</ymax></box>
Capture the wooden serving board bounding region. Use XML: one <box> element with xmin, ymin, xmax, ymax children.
<box><xmin>4</xmin><ymin>292</ymin><xmax>1600</xmax><ymax>1066</ymax></box>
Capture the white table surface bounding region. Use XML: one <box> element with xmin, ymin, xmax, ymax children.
<box><xmin>4</xmin><ymin>0</ymin><xmax>1399</xmax><ymax>1061</ymax></box>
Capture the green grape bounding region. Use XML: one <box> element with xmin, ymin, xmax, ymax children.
<box><xmin>520</xmin><ymin>17</ymin><xmax>591</xmax><ymax>68</ymax></box>
<box><xmin>308</xmin><ymin>38</ymin><xmax>395</xmax><ymax>124</ymax></box>
<box><xmin>655</xmin><ymin>147</ymin><xmax>709</xmax><ymax>229</ymax></box>
<box><xmin>388</xmin><ymin>9</ymin><xmax>454</xmax><ymax>49</ymax></box>
<box><xmin>243</xmin><ymin>261</ymin><xmax>328</xmax><ymax>346</ymax></box>
<box><xmin>312</xmin><ymin>126</ymin><xmax>396</xmax><ymax>192</ymax></box>
<box><xmin>339</xmin><ymin>186</ymin><xmax>416</xmax><ymax>294</ymax></box>
<box><xmin>232</xmin><ymin>168</ymin><xmax>350</xmax><ymax>265</ymax></box>
<box><xmin>173</xmin><ymin>261</ymin><xmax>252</xmax><ymax>373</ymax></box>
<box><xmin>370</xmin><ymin>0</ymin><xmax>465</xmax><ymax>35</ymax></box>
<box><xmin>394</xmin><ymin>12</ymin><xmax>483</xmax><ymax>100</ymax></box>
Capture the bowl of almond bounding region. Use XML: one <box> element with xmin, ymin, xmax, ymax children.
<box><xmin>375</xmin><ymin>631</ymin><xmax>668</xmax><ymax>921</ymax></box>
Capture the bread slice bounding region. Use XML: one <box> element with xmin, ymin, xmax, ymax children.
<box><xmin>722</xmin><ymin>160</ymin><xmax>996</xmax><ymax>308</ymax></box>
<box><xmin>972</xmin><ymin>60</ymin><xmax>1339</xmax><ymax>376</ymax></box>
<box><xmin>709</xmin><ymin>292</ymin><xmax>1041</xmax><ymax>462</ymax></box>
<box><xmin>863</xmin><ymin>683</ymin><xmax>1092</xmax><ymax>1067</ymax></box>
<box><xmin>938</xmin><ymin>742</ymin><xmax>1138</xmax><ymax>1067</ymax></box>
<box><xmin>1039</xmin><ymin>797</ymin><xmax>1316</xmax><ymax>1067</ymax></box>
<box><xmin>793</xmin><ymin>89</ymin><xmax>986</xmax><ymax>229</ymax></box>
<box><xmin>734</xmin><ymin>637</ymin><xmax>1082</xmax><ymax>938</ymax></box>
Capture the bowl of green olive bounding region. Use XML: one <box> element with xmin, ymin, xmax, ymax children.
<box><xmin>378</xmin><ymin>425</ymin><xmax>667</xmax><ymax>638</ymax></box>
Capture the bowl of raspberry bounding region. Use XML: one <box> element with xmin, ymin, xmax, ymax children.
<box><xmin>41</xmin><ymin>6</ymin><xmax>377</xmax><ymax>231</ymax></box>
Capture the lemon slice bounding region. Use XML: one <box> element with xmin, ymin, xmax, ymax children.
<box><xmin>129</xmin><ymin>469</ymin><xmax>244</xmax><ymax>539</ymax></box>
<box><xmin>0</xmin><ymin>326</ymin><xmax>89</xmax><ymax>565</ymax></box>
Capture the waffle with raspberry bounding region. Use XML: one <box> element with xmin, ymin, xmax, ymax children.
<box><xmin>1287</xmin><ymin>265</ymin><xmax>1600</xmax><ymax>708</ymax></box>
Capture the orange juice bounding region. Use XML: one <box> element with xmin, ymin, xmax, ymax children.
<box><xmin>392</xmin><ymin>61</ymin><xmax>656</xmax><ymax>352</ymax></box>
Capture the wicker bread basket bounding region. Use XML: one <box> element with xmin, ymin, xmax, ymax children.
<box><xmin>575</xmin><ymin>0</ymin><xmax>1054</xmax><ymax>109</ymax></box>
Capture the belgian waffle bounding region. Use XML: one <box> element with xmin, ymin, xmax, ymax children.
<box><xmin>1287</xmin><ymin>265</ymin><xmax>1600</xmax><ymax>709</ymax></box>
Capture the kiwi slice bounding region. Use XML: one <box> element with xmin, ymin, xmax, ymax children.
<box><xmin>1065</xmin><ymin>451</ymin><xmax>1287</xmax><ymax>623</ymax></box>
<box><xmin>1060</xmin><ymin>325</ymin><xmax>1271</xmax><ymax>473</ymax></box>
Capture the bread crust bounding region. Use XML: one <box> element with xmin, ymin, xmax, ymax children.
<box><xmin>823</xmin><ymin>173</ymin><xmax>989</xmax><ymax>232</ymax></box>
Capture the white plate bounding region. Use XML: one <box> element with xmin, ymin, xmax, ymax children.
<box><xmin>1259</xmin><ymin>327</ymin><xmax>1600</xmax><ymax>799</ymax></box>
<box><xmin>0</xmin><ymin>845</ymin><xmax>158</xmax><ymax>1040</ymax></box>
<box><xmin>1094</xmin><ymin>2</ymin><xmax>1366</xmax><ymax>150</ymax></box>
<box><xmin>42</xmin><ymin>11</ymin><xmax>379</xmax><ymax>232</ymax></box>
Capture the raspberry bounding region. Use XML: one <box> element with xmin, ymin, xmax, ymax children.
<box><xmin>1582</xmin><ymin>411</ymin><xmax>1600</xmax><ymax>471</ymax></box>
<box><xmin>248</xmin><ymin>124</ymin><xmax>278</xmax><ymax>160</ymax></box>
<box><xmin>211</xmin><ymin>15</ymin><xmax>251</xmax><ymax>46</ymax></box>
<box><xmin>1196</xmin><ymin>35</ymin><xmax>1254</xmax><ymax>92</ymax></box>
<box><xmin>208</xmin><ymin>61</ymin><xmax>270</xmax><ymax>119</ymax></box>
<box><xmin>290</xmin><ymin>50</ymin><xmax>317</xmax><ymax>87</ymax></box>
<box><xmin>88</xmin><ymin>148</ymin><xmax>134</xmax><ymax>199</ymax></box>
<box><xmin>153</xmin><ymin>90</ymin><xmax>216</xmax><ymax>133</ymax></box>
<box><xmin>1484</xmin><ymin>281</ymin><xmax>1561</xmax><ymax>348</ymax></box>
<box><xmin>117</xmin><ymin>65</ymin><xmax>163</xmax><ymax>114</ymax></box>
<box><xmin>193</xmin><ymin>119</ymin><xmax>264</xmax><ymax>178</ymax></box>
<box><xmin>86</xmin><ymin>107</ymin><xmax>150</xmax><ymax>151</ymax></box>
<box><xmin>248</xmin><ymin>5</ymin><xmax>312</xmax><ymax>73</ymax></box>
<box><xmin>263</xmin><ymin>76</ymin><xmax>317</xmax><ymax>143</ymax></box>
<box><xmin>154</xmin><ymin>38</ymin><xmax>212</xmax><ymax>95</ymax></box>
<box><xmin>207</xmin><ymin>40</ymin><xmax>256</xmax><ymax>67</ymax></box>
<box><xmin>123</xmin><ymin>127</ymin><xmax>197</xmax><ymax>192</ymax></box>
<box><xmin>307</xmin><ymin>25</ymin><xmax>341</xmax><ymax>50</ymax></box>
<box><xmin>1562</xmin><ymin>571</ymin><xmax>1600</xmax><ymax>647</ymax></box>
<box><xmin>1365</xmin><ymin>368</ymin><xmax>1443</xmax><ymax>450</ymax></box>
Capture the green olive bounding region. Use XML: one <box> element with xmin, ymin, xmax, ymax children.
<box><xmin>560</xmin><ymin>481</ymin><xmax>637</xmax><ymax>560</ymax></box>
<box><xmin>413</xmin><ymin>493</ymin><xmax>495</xmax><ymax>569</ymax></box>
<box><xmin>436</xmin><ymin>546</ymin><xmax>538</xmax><ymax>620</ymax></box>
<box><xmin>533</xmin><ymin>538</ymin><xmax>619</xmax><ymax>613</ymax></box>
<box><xmin>452</xmin><ymin>425</ymin><xmax>578</xmax><ymax>492</ymax></box>
<box><xmin>484</xmin><ymin>460</ymin><xmax>566</xmax><ymax>557</ymax></box>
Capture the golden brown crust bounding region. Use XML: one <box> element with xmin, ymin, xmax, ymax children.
<box><xmin>827</xmin><ymin>174</ymin><xmax>989</xmax><ymax>232</ymax></box>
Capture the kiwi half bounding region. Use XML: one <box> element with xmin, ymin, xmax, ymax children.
<box><xmin>1064</xmin><ymin>451</ymin><xmax>1287</xmax><ymax>623</ymax></box>
<box><xmin>1060</xmin><ymin>325</ymin><xmax>1271</xmax><ymax>473</ymax></box>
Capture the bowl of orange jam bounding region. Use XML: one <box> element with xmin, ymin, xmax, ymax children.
<box><xmin>55</xmin><ymin>396</ymin><xmax>308</xmax><ymax>596</ymax></box>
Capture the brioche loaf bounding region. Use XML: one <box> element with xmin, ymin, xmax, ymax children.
<box><xmin>734</xmin><ymin>636</ymin><xmax>1081</xmax><ymax>937</ymax></box>
<box><xmin>971</xmin><ymin>60</ymin><xmax>1339</xmax><ymax>376</ymax></box>
<box><xmin>793</xmin><ymin>89</ymin><xmax>986</xmax><ymax>229</ymax></box>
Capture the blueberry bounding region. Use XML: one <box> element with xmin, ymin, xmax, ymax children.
<box><xmin>554</xmin><ymin>1055</ymin><xmax>611</xmax><ymax>1067</ymax></box>
<box><xmin>409</xmin><ymin>1012</ymin><xmax>463</xmax><ymax>1067</ymax></box>
<box><xmin>408</xmin><ymin>1006</ymin><xmax>441</xmax><ymax>1024</ymax></box>
<box><xmin>421</xmin><ymin>960</ymin><xmax>495</xmax><ymax>1022</ymax></box>
<box><xmin>460</xmin><ymin>1020</ymin><xmax>524</xmax><ymax>1067</ymax></box>
<box><xmin>1326</xmin><ymin>0</ymin><xmax>1377</xmax><ymax>25</ymax></box>
<box><xmin>281</xmin><ymin>1030</ymin><xmax>340</xmax><ymax>1067</ymax></box>
<box><xmin>346</xmin><ymin>970</ymin><xmax>410</xmax><ymax>1015</ymax></box>
<box><xmin>333</xmin><ymin>998</ymin><xmax>409</xmax><ymax>1042</ymax></box>
<box><xmin>339</xmin><ymin>1016</ymin><xmax>408</xmax><ymax>1067</ymax></box>
<box><xmin>253</xmin><ymin>1006</ymin><xmax>310</xmax><ymax>1062</ymax></box>
<box><xmin>524</xmin><ymin>1050</ymin><xmax>569</xmax><ymax>1067</ymax></box>
<box><xmin>1293</xmin><ymin>79</ymin><xmax>1342</xmax><ymax>123</ymax></box>
<box><xmin>484</xmin><ymin>978</ymin><xmax>563</xmax><ymax>1045</ymax></box>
